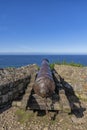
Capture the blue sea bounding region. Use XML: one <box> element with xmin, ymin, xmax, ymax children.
<box><xmin>0</xmin><ymin>55</ymin><xmax>87</xmax><ymax>68</ymax></box>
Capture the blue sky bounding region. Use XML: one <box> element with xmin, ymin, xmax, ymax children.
<box><xmin>0</xmin><ymin>0</ymin><xmax>87</xmax><ymax>54</ymax></box>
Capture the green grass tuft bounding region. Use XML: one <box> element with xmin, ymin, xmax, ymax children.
<box><xmin>50</xmin><ymin>63</ymin><xmax>55</xmax><ymax>70</ymax></box>
<box><xmin>15</xmin><ymin>109</ymin><xmax>34</xmax><ymax>124</ymax></box>
<box><xmin>49</xmin><ymin>60</ymin><xmax>84</xmax><ymax>70</ymax></box>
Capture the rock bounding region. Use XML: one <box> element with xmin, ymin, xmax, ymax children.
<box><xmin>43</xmin><ymin>127</ymin><xmax>48</xmax><ymax>130</ymax></box>
<box><xmin>16</xmin><ymin>102</ymin><xmax>21</xmax><ymax>107</ymax></box>
<box><xmin>71</xmin><ymin>116</ymin><xmax>85</xmax><ymax>124</ymax></box>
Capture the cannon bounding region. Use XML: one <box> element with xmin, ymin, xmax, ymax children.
<box><xmin>33</xmin><ymin>59</ymin><xmax>55</xmax><ymax>98</ymax></box>
<box><xmin>32</xmin><ymin>59</ymin><xmax>55</xmax><ymax>113</ymax></box>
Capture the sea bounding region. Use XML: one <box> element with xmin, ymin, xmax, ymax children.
<box><xmin>0</xmin><ymin>55</ymin><xmax>87</xmax><ymax>68</ymax></box>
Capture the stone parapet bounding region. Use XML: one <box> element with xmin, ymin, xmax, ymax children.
<box><xmin>0</xmin><ymin>64</ymin><xmax>38</xmax><ymax>108</ymax></box>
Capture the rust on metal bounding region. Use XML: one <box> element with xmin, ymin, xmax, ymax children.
<box><xmin>33</xmin><ymin>59</ymin><xmax>55</xmax><ymax>98</ymax></box>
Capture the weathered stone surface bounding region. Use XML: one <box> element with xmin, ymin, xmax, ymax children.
<box><xmin>0</xmin><ymin>64</ymin><xmax>38</xmax><ymax>108</ymax></box>
<box><xmin>0</xmin><ymin>64</ymin><xmax>38</xmax><ymax>86</ymax></box>
<box><xmin>16</xmin><ymin>102</ymin><xmax>22</xmax><ymax>107</ymax></box>
<box><xmin>59</xmin><ymin>89</ymin><xmax>71</xmax><ymax>113</ymax></box>
<box><xmin>2</xmin><ymin>94</ymin><xmax>9</xmax><ymax>103</ymax></box>
<box><xmin>54</xmin><ymin>64</ymin><xmax>87</xmax><ymax>100</ymax></box>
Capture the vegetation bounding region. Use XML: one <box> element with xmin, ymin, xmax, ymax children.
<box><xmin>56</xmin><ymin>61</ymin><xmax>84</xmax><ymax>67</ymax></box>
<box><xmin>15</xmin><ymin>109</ymin><xmax>34</xmax><ymax>123</ymax></box>
<box><xmin>50</xmin><ymin>63</ymin><xmax>55</xmax><ymax>70</ymax></box>
<box><xmin>50</xmin><ymin>61</ymin><xmax>84</xmax><ymax>70</ymax></box>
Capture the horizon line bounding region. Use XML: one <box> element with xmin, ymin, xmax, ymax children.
<box><xmin>0</xmin><ymin>52</ymin><xmax>87</xmax><ymax>55</ymax></box>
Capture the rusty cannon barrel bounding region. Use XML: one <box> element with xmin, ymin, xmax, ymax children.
<box><xmin>33</xmin><ymin>59</ymin><xmax>55</xmax><ymax>98</ymax></box>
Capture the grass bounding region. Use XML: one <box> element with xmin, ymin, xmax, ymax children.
<box><xmin>50</xmin><ymin>61</ymin><xmax>84</xmax><ymax>70</ymax></box>
<box><xmin>15</xmin><ymin>109</ymin><xmax>57</xmax><ymax>125</ymax></box>
<box><xmin>50</xmin><ymin>63</ymin><xmax>55</xmax><ymax>70</ymax></box>
<box><xmin>56</xmin><ymin>61</ymin><xmax>84</xmax><ymax>67</ymax></box>
<box><xmin>15</xmin><ymin>109</ymin><xmax>34</xmax><ymax>124</ymax></box>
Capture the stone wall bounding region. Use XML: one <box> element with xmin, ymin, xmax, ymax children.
<box><xmin>54</xmin><ymin>64</ymin><xmax>87</xmax><ymax>100</ymax></box>
<box><xmin>0</xmin><ymin>64</ymin><xmax>38</xmax><ymax>108</ymax></box>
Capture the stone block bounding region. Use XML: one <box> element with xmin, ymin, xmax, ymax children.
<box><xmin>12</xmin><ymin>101</ymin><xmax>17</xmax><ymax>107</ymax></box>
<box><xmin>0</xmin><ymin>96</ymin><xmax>2</xmax><ymax>104</ymax></box>
<box><xmin>18</xmin><ymin>83</ymin><xmax>24</xmax><ymax>91</ymax></box>
<box><xmin>17</xmin><ymin>101</ymin><xmax>22</xmax><ymax>107</ymax></box>
<box><xmin>8</xmin><ymin>91</ymin><xmax>13</xmax><ymax>100</ymax></box>
<box><xmin>2</xmin><ymin>94</ymin><xmax>9</xmax><ymax>103</ymax></box>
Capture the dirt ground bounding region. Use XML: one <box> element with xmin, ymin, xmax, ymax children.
<box><xmin>0</xmin><ymin>99</ymin><xmax>87</xmax><ymax>130</ymax></box>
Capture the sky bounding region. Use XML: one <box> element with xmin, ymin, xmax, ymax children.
<box><xmin>0</xmin><ymin>0</ymin><xmax>87</xmax><ymax>54</ymax></box>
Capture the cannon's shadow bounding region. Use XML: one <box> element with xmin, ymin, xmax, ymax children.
<box><xmin>53</xmin><ymin>69</ymin><xmax>86</xmax><ymax>118</ymax></box>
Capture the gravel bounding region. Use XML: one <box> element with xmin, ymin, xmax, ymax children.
<box><xmin>0</xmin><ymin>101</ymin><xmax>87</xmax><ymax>130</ymax></box>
